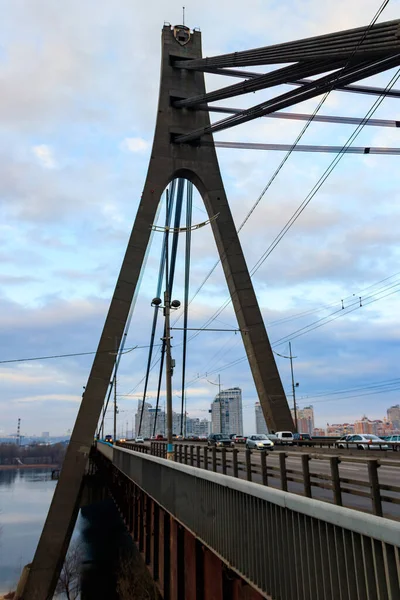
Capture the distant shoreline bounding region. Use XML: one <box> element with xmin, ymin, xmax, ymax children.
<box><xmin>0</xmin><ymin>464</ymin><xmax>59</xmax><ymax>470</ymax></box>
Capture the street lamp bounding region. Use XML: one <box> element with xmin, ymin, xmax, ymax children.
<box><xmin>274</xmin><ymin>342</ymin><xmax>299</xmax><ymax>433</ymax></box>
<box><xmin>152</xmin><ymin>295</ymin><xmax>181</xmax><ymax>460</ymax></box>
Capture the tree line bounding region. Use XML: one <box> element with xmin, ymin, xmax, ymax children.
<box><xmin>0</xmin><ymin>442</ymin><xmax>67</xmax><ymax>465</ymax></box>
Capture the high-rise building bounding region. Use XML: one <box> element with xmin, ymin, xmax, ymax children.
<box><xmin>41</xmin><ymin>432</ymin><xmax>50</xmax><ymax>439</ymax></box>
<box><xmin>186</xmin><ymin>417</ymin><xmax>210</xmax><ymax>436</ymax></box>
<box><xmin>211</xmin><ymin>388</ymin><xmax>243</xmax><ymax>435</ymax></box>
<box><xmin>255</xmin><ymin>402</ymin><xmax>268</xmax><ymax>434</ymax></box>
<box><xmin>135</xmin><ymin>402</ymin><xmax>165</xmax><ymax>438</ymax></box>
<box><xmin>313</xmin><ymin>427</ymin><xmax>326</xmax><ymax>437</ymax></box>
<box><xmin>326</xmin><ymin>423</ymin><xmax>355</xmax><ymax>436</ymax></box>
<box><xmin>354</xmin><ymin>416</ymin><xmax>373</xmax><ymax>434</ymax></box>
<box><xmin>387</xmin><ymin>405</ymin><xmax>400</xmax><ymax>429</ymax></box>
<box><xmin>291</xmin><ymin>406</ymin><xmax>314</xmax><ymax>435</ymax></box>
<box><xmin>134</xmin><ymin>402</ymin><xmax>211</xmax><ymax>438</ymax></box>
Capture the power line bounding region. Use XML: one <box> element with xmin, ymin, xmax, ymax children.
<box><xmin>179</xmin><ymin>279</ymin><xmax>399</xmax><ymax>388</ymax></box>
<box><xmin>0</xmin><ymin>344</ymin><xmax>146</xmax><ymax>365</ymax></box>
<box><xmin>173</xmin><ymin>2</ymin><xmax>394</xmax><ymax>350</ymax></box>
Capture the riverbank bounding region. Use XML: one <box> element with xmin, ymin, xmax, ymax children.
<box><xmin>0</xmin><ymin>464</ymin><xmax>58</xmax><ymax>470</ymax></box>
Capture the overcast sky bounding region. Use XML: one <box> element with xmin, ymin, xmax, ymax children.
<box><xmin>1</xmin><ymin>0</ymin><xmax>400</xmax><ymax>437</ymax></box>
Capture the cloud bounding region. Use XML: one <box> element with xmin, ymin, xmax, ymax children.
<box><xmin>32</xmin><ymin>144</ymin><xmax>56</xmax><ymax>169</ymax></box>
<box><xmin>121</xmin><ymin>137</ymin><xmax>150</xmax><ymax>153</ymax></box>
<box><xmin>1</xmin><ymin>0</ymin><xmax>399</xmax><ymax>435</ymax></box>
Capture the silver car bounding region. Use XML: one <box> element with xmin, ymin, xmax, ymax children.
<box><xmin>342</xmin><ymin>434</ymin><xmax>389</xmax><ymax>450</ymax></box>
<box><xmin>246</xmin><ymin>434</ymin><xmax>274</xmax><ymax>450</ymax></box>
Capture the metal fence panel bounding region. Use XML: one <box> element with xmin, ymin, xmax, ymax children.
<box><xmin>97</xmin><ymin>443</ymin><xmax>400</xmax><ymax>600</ymax></box>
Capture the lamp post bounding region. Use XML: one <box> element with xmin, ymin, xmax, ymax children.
<box><xmin>274</xmin><ymin>343</ymin><xmax>299</xmax><ymax>433</ymax></box>
<box><xmin>289</xmin><ymin>342</ymin><xmax>299</xmax><ymax>433</ymax></box>
<box><xmin>152</xmin><ymin>295</ymin><xmax>181</xmax><ymax>460</ymax></box>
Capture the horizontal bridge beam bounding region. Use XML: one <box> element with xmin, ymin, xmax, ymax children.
<box><xmin>196</xmin><ymin>67</ymin><xmax>400</xmax><ymax>99</ymax></box>
<box><xmin>175</xmin><ymin>54</ymin><xmax>400</xmax><ymax>143</ymax></box>
<box><xmin>201</xmin><ymin>105</ymin><xmax>400</xmax><ymax>128</ymax></box>
<box><xmin>174</xmin><ymin>58</ymin><xmax>347</xmax><ymax>108</ymax></box>
<box><xmin>208</xmin><ymin>141</ymin><xmax>400</xmax><ymax>155</ymax></box>
<box><xmin>174</xmin><ymin>19</ymin><xmax>400</xmax><ymax>69</ymax></box>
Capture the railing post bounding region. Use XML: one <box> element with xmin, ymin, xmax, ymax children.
<box><xmin>221</xmin><ymin>448</ymin><xmax>227</xmax><ymax>475</ymax></box>
<box><xmin>279</xmin><ymin>452</ymin><xmax>287</xmax><ymax>491</ymax></box>
<box><xmin>260</xmin><ymin>450</ymin><xmax>268</xmax><ymax>486</ymax></box>
<box><xmin>232</xmin><ymin>448</ymin><xmax>239</xmax><ymax>478</ymax></box>
<box><xmin>245</xmin><ymin>448</ymin><xmax>252</xmax><ymax>481</ymax></box>
<box><xmin>184</xmin><ymin>445</ymin><xmax>188</xmax><ymax>465</ymax></box>
<box><xmin>212</xmin><ymin>446</ymin><xmax>217</xmax><ymax>472</ymax></box>
<box><xmin>190</xmin><ymin>445</ymin><xmax>194</xmax><ymax>466</ymax></box>
<box><xmin>367</xmin><ymin>459</ymin><xmax>383</xmax><ymax>516</ymax></box>
<box><xmin>196</xmin><ymin>445</ymin><xmax>201</xmax><ymax>468</ymax></box>
<box><xmin>301</xmin><ymin>453</ymin><xmax>312</xmax><ymax>497</ymax></box>
<box><xmin>203</xmin><ymin>446</ymin><xmax>208</xmax><ymax>470</ymax></box>
<box><xmin>179</xmin><ymin>444</ymin><xmax>183</xmax><ymax>463</ymax></box>
<box><xmin>329</xmin><ymin>456</ymin><xmax>342</xmax><ymax>506</ymax></box>
<box><xmin>174</xmin><ymin>445</ymin><xmax>178</xmax><ymax>461</ymax></box>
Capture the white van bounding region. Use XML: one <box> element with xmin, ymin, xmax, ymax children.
<box><xmin>275</xmin><ymin>431</ymin><xmax>294</xmax><ymax>445</ymax></box>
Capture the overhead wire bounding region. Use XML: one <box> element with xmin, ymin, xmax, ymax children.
<box><xmin>173</xmin><ymin>0</ymin><xmax>393</xmax><ymax>343</ymax></box>
<box><xmin>178</xmin><ymin>276</ymin><xmax>399</xmax><ymax>389</ymax></box>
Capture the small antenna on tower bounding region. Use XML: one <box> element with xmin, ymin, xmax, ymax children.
<box><xmin>17</xmin><ymin>417</ymin><xmax>21</xmax><ymax>446</ymax></box>
<box><xmin>182</xmin><ymin>6</ymin><xmax>185</xmax><ymax>26</ymax></box>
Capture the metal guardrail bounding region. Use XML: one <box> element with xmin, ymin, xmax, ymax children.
<box><xmin>98</xmin><ymin>443</ymin><xmax>400</xmax><ymax>600</ymax></box>
<box><xmin>123</xmin><ymin>441</ymin><xmax>400</xmax><ymax>518</ymax></box>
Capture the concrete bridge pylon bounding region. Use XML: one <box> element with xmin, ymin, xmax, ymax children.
<box><xmin>19</xmin><ymin>24</ymin><xmax>292</xmax><ymax>599</ymax></box>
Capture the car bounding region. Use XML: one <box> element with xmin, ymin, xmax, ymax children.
<box><xmin>104</xmin><ymin>435</ymin><xmax>113</xmax><ymax>444</ymax></box>
<box><xmin>382</xmin><ymin>435</ymin><xmax>400</xmax><ymax>450</ymax></box>
<box><xmin>275</xmin><ymin>431</ymin><xmax>294</xmax><ymax>445</ymax></box>
<box><xmin>135</xmin><ymin>436</ymin><xmax>144</xmax><ymax>443</ymax></box>
<box><xmin>337</xmin><ymin>434</ymin><xmax>389</xmax><ymax>450</ymax></box>
<box><xmin>207</xmin><ymin>434</ymin><xmax>234</xmax><ymax>448</ymax></box>
<box><xmin>293</xmin><ymin>433</ymin><xmax>312</xmax><ymax>441</ymax></box>
<box><xmin>156</xmin><ymin>434</ymin><xmax>165</xmax><ymax>441</ymax></box>
<box><xmin>335</xmin><ymin>434</ymin><xmax>354</xmax><ymax>448</ymax></box>
<box><xmin>246</xmin><ymin>434</ymin><xmax>274</xmax><ymax>450</ymax></box>
<box><xmin>266</xmin><ymin>433</ymin><xmax>278</xmax><ymax>443</ymax></box>
<box><xmin>293</xmin><ymin>433</ymin><xmax>313</xmax><ymax>446</ymax></box>
<box><xmin>118</xmin><ymin>437</ymin><xmax>126</xmax><ymax>443</ymax></box>
<box><xmin>231</xmin><ymin>434</ymin><xmax>246</xmax><ymax>444</ymax></box>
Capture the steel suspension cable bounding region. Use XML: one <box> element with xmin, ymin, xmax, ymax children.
<box><xmin>180</xmin><ymin>182</ymin><xmax>193</xmax><ymax>435</ymax></box>
<box><xmin>138</xmin><ymin>182</ymin><xmax>175</xmax><ymax>435</ymax></box>
<box><xmin>177</xmin><ymin>0</ymin><xmax>390</xmax><ymax>329</ymax></box>
<box><xmin>152</xmin><ymin>179</ymin><xmax>185</xmax><ymax>436</ymax></box>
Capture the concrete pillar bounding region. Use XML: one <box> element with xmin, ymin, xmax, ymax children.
<box><xmin>20</xmin><ymin>23</ymin><xmax>291</xmax><ymax>600</ymax></box>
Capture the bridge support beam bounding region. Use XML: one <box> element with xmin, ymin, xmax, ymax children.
<box><xmin>20</xmin><ymin>24</ymin><xmax>291</xmax><ymax>599</ymax></box>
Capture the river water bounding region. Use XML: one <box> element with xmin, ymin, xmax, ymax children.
<box><xmin>0</xmin><ymin>468</ymin><xmax>57</xmax><ymax>594</ymax></box>
<box><xmin>0</xmin><ymin>467</ymin><xmax>152</xmax><ymax>599</ymax></box>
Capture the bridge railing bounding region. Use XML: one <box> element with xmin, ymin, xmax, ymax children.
<box><xmin>147</xmin><ymin>442</ymin><xmax>400</xmax><ymax>518</ymax></box>
<box><xmin>96</xmin><ymin>442</ymin><xmax>400</xmax><ymax>600</ymax></box>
